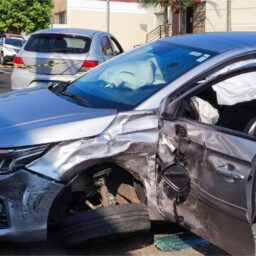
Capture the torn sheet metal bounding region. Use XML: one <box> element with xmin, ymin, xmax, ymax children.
<box><xmin>28</xmin><ymin>110</ymin><xmax>163</xmax><ymax>220</ymax></box>
<box><xmin>157</xmin><ymin>120</ymin><xmax>179</xmax><ymax>222</ymax></box>
<box><xmin>157</xmin><ymin>117</ymin><xmax>256</xmax><ymax>255</ymax></box>
<box><xmin>0</xmin><ymin>169</ymin><xmax>63</xmax><ymax>242</ymax></box>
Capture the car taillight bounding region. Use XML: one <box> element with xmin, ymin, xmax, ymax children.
<box><xmin>80</xmin><ymin>60</ymin><xmax>99</xmax><ymax>72</ymax></box>
<box><xmin>13</xmin><ymin>57</ymin><xmax>26</xmax><ymax>69</ymax></box>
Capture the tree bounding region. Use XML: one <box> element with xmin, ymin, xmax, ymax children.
<box><xmin>0</xmin><ymin>0</ymin><xmax>53</xmax><ymax>34</ymax></box>
<box><xmin>138</xmin><ymin>0</ymin><xmax>192</xmax><ymax>36</ymax></box>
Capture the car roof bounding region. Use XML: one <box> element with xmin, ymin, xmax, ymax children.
<box><xmin>161</xmin><ymin>32</ymin><xmax>256</xmax><ymax>53</ymax></box>
<box><xmin>32</xmin><ymin>28</ymin><xmax>106</xmax><ymax>38</ymax></box>
<box><xmin>6</xmin><ymin>37</ymin><xmax>23</xmax><ymax>40</ymax></box>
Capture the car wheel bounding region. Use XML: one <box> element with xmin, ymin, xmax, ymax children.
<box><xmin>61</xmin><ymin>203</ymin><xmax>151</xmax><ymax>245</ymax></box>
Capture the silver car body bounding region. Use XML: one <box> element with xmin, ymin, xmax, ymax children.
<box><xmin>0</xmin><ymin>36</ymin><xmax>24</xmax><ymax>63</ymax></box>
<box><xmin>1</xmin><ymin>33</ymin><xmax>256</xmax><ymax>255</ymax></box>
<box><xmin>11</xmin><ymin>28</ymin><xmax>123</xmax><ymax>90</ymax></box>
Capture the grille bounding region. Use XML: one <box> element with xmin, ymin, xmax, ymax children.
<box><xmin>0</xmin><ymin>199</ymin><xmax>8</xmax><ymax>228</ymax></box>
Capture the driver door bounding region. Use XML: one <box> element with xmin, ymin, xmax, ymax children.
<box><xmin>157</xmin><ymin>70</ymin><xmax>256</xmax><ymax>255</ymax></box>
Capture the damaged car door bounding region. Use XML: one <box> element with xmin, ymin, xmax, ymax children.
<box><xmin>157</xmin><ymin>66</ymin><xmax>256</xmax><ymax>255</ymax></box>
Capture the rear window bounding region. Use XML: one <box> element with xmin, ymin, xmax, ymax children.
<box><xmin>5</xmin><ymin>38</ymin><xmax>24</xmax><ymax>47</ymax></box>
<box><xmin>24</xmin><ymin>34</ymin><xmax>91</xmax><ymax>53</ymax></box>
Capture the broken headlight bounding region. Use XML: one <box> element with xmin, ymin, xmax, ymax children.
<box><xmin>0</xmin><ymin>145</ymin><xmax>50</xmax><ymax>174</ymax></box>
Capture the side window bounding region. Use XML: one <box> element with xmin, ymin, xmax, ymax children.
<box><xmin>179</xmin><ymin>71</ymin><xmax>256</xmax><ymax>136</ymax></box>
<box><xmin>110</xmin><ymin>37</ymin><xmax>123</xmax><ymax>55</ymax></box>
<box><xmin>101</xmin><ymin>36</ymin><xmax>114</xmax><ymax>56</ymax></box>
<box><xmin>0</xmin><ymin>38</ymin><xmax>3</xmax><ymax>46</ymax></box>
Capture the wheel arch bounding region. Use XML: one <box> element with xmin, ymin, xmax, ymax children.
<box><xmin>47</xmin><ymin>162</ymin><xmax>147</xmax><ymax>235</ymax></box>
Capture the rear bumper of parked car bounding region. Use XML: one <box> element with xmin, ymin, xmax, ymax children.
<box><xmin>11</xmin><ymin>68</ymin><xmax>85</xmax><ymax>90</ymax></box>
<box><xmin>3</xmin><ymin>54</ymin><xmax>15</xmax><ymax>63</ymax></box>
<box><xmin>0</xmin><ymin>169</ymin><xmax>63</xmax><ymax>242</ymax></box>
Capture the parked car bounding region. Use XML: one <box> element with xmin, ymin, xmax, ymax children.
<box><xmin>0</xmin><ymin>34</ymin><xmax>24</xmax><ymax>64</ymax></box>
<box><xmin>1</xmin><ymin>32</ymin><xmax>256</xmax><ymax>255</ymax></box>
<box><xmin>11</xmin><ymin>28</ymin><xmax>123</xmax><ymax>90</ymax></box>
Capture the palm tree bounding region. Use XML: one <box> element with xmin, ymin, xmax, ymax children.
<box><xmin>138</xmin><ymin>0</ymin><xmax>193</xmax><ymax>37</ymax></box>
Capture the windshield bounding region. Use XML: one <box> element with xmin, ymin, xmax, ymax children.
<box><xmin>63</xmin><ymin>41</ymin><xmax>217</xmax><ymax>110</ymax></box>
<box><xmin>5</xmin><ymin>38</ymin><xmax>24</xmax><ymax>47</ymax></box>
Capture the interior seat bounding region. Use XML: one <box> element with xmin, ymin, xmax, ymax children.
<box><xmin>53</xmin><ymin>38</ymin><xmax>67</xmax><ymax>50</ymax></box>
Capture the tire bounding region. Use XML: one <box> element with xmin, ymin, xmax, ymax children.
<box><xmin>61</xmin><ymin>203</ymin><xmax>151</xmax><ymax>245</ymax></box>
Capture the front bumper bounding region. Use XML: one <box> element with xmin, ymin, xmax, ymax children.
<box><xmin>0</xmin><ymin>169</ymin><xmax>64</xmax><ymax>242</ymax></box>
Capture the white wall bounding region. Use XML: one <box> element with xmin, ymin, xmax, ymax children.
<box><xmin>66</xmin><ymin>0</ymin><xmax>158</xmax><ymax>50</ymax></box>
<box><xmin>206</xmin><ymin>0</ymin><xmax>256</xmax><ymax>32</ymax></box>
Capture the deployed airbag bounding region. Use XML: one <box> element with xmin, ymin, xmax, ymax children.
<box><xmin>191</xmin><ymin>96</ymin><xmax>219</xmax><ymax>124</ymax></box>
<box><xmin>211</xmin><ymin>59</ymin><xmax>256</xmax><ymax>105</ymax></box>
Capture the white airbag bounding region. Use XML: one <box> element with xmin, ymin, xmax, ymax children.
<box><xmin>191</xmin><ymin>96</ymin><xmax>219</xmax><ymax>124</ymax></box>
<box><xmin>211</xmin><ymin>59</ymin><xmax>256</xmax><ymax>105</ymax></box>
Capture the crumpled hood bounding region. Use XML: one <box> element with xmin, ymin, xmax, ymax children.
<box><xmin>0</xmin><ymin>88</ymin><xmax>117</xmax><ymax>147</ymax></box>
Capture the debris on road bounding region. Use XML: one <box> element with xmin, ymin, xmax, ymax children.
<box><xmin>154</xmin><ymin>232</ymin><xmax>209</xmax><ymax>252</ymax></box>
<box><xmin>155</xmin><ymin>227</ymin><xmax>256</xmax><ymax>253</ymax></box>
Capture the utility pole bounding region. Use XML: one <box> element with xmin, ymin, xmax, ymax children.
<box><xmin>106</xmin><ymin>0</ymin><xmax>110</xmax><ymax>33</ymax></box>
<box><xmin>226</xmin><ymin>0</ymin><xmax>232</xmax><ymax>32</ymax></box>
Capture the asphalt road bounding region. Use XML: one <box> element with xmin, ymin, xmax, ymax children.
<box><xmin>0</xmin><ymin>222</ymin><xmax>227</xmax><ymax>256</ymax></box>
<box><xmin>0</xmin><ymin>68</ymin><xmax>228</xmax><ymax>255</ymax></box>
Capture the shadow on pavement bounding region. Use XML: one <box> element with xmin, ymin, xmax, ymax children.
<box><xmin>0</xmin><ymin>223</ymin><xmax>228</xmax><ymax>255</ymax></box>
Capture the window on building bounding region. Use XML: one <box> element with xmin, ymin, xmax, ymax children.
<box><xmin>54</xmin><ymin>11</ymin><xmax>67</xmax><ymax>24</ymax></box>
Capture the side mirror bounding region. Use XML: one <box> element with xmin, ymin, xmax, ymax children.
<box><xmin>159</xmin><ymin>98</ymin><xmax>180</xmax><ymax>120</ymax></box>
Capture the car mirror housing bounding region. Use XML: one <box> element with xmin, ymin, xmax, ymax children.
<box><xmin>159</xmin><ymin>98</ymin><xmax>179</xmax><ymax>120</ymax></box>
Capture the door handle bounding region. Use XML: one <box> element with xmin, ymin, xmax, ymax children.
<box><xmin>216</xmin><ymin>164</ymin><xmax>245</xmax><ymax>181</ymax></box>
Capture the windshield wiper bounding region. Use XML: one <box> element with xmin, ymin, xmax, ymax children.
<box><xmin>49</xmin><ymin>82</ymin><xmax>91</xmax><ymax>107</ymax></box>
<box><xmin>58</xmin><ymin>91</ymin><xmax>91</xmax><ymax>107</ymax></box>
<box><xmin>49</xmin><ymin>81</ymin><xmax>69</xmax><ymax>92</ymax></box>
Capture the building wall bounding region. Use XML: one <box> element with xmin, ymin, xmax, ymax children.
<box><xmin>205</xmin><ymin>0</ymin><xmax>256</xmax><ymax>32</ymax></box>
<box><xmin>66</xmin><ymin>0</ymin><xmax>158</xmax><ymax>50</ymax></box>
<box><xmin>53</xmin><ymin>0</ymin><xmax>67</xmax><ymax>24</ymax></box>
<box><xmin>53</xmin><ymin>0</ymin><xmax>67</xmax><ymax>13</ymax></box>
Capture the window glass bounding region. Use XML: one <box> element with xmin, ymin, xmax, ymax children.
<box><xmin>182</xmin><ymin>71</ymin><xmax>256</xmax><ymax>136</ymax></box>
<box><xmin>101</xmin><ymin>36</ymin><xmax>114</xmax><ymax>55</ymax></box>
<box><xmin>5</xmin><ymin>38</ymin><xmax>24</xmax><ymax>47</ymax></box>
<box><xmin>110</xmin><ymin>37</ymin><xmax>122</xmax><ymax>55</ymax></box>
<box><xmin>65</xmin><ymin>38</ymin><xmax>87</xmax><ymax>49</ymax></box>
<box><xmin>24</xmin><ymin>34</ymin><xmax>91</xmax><ymax>53</ymax></box>
<box><xmin>63</xmin><ymin>41</ymin><xmax>216</xmax><ymax>110</ymax></box>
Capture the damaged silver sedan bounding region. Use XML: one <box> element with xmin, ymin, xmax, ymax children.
<box><xmin>2</xmin><ymin>32</ymin><xmax>256</xmax><ymax>255</ymax></box>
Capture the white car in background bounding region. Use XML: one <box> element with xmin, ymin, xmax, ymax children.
<box><xmin>0</xmin><ymin>34</ymin><xmax>24</xmax><ymax>64</ymax></box>
<box><xmin>11</xmin><ymin>28</ymin><xmax>123</xmax><ymax>90</ymax></box>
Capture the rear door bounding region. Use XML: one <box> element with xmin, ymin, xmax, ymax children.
<box><xmin>157</xmin><ymin>67</ymin><xmax>256</xmax><ymax>255</ymax></box>
<box><xmin>21</xmin><ymin>33</ymin><xmax>91</xmax><ymax>75</ymax></box>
